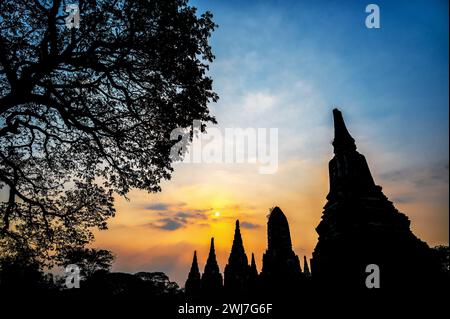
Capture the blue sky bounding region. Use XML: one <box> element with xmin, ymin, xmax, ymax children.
<box><xmin>92</xmin><ymin>0</ymin><xmax>448</xmax><ymax>284</ymax></box>
<box><xmin>190</xmin><ymin>0</ymin><xmax>448</xmax><ymax>164</ymax></box>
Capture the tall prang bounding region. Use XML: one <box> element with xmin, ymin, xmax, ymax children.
<box><xmin>224</xmin><ymin>220</ymin><xmax>250</xmax><ymax>294</ymax></box>
<box><xmin>201</xmin><ymin>238</ymin><xmax>223</xmax><ymax>295</ymax></box>
<box><xmin>311</xmin><ymin>109</ymin><xmax>440</xmax><ymax>289</ymax></box>
<box><xmin>260</xmin><ymin>207</ymin><xmax>302</xmax><ymax>292</ymax></box>
<box><xmin>185</xmin><ymin>251</ymin><xmax>201</xmax><ymax>297</ymax></box>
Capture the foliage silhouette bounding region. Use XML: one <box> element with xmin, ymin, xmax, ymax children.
<box><xmin>0</xmin><ymin>0</ymin><xmax>217</xmax><ymax>262</ymax></box>
<box><xmin>56</xmin><ymin>247</ymin><xmax>114</xmax><ymax>279</ymax></box>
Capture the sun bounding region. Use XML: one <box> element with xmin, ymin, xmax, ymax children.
<box><xmin>214</xmin><ymin>211</ymin><xmax>221</xmax><ymax>217</ymax></box>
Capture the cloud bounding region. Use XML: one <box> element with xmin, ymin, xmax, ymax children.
<box><xmin>144</xmin><ymin>202</ymin><xmax>189</xmax><ymax>212</ymax></box>
<box><xmin>144</xmin><ymin>203</ymin><xmax>171</xmax><ymax>211</ymax></box>
<box><xmin>242</xmin><ymin>92</ymin><xmax>277</xmax><ymax>111</ymax></box>
<box><xmin>240</xmin><ymin>221</ymin><xmax>260</xmax><ymax>229</ymax></box>
<box><xmin>147</xmin><ymin>209</ymin><xmax>212</xmax><ymax>231</ymax></box>
<box><xmin>379</xmin><ymin>161</ymin><xmax>449</xmax><ymax>187</ymax></box>
<box><xmin>173</xmin><ymin>211</ymin><xmax>209</xmax><ymax>221</ymax></box>
<box><xmin>391</xmin><ymin>195</ymin><xmax>414</xmax><ymax>204</ymax></box>
<box><xmin>151</xmin><ymin>218</ymin><xmax>185</xmax><ymax>231</ymax></box>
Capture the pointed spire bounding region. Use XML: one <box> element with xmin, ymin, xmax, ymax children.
<box><xmin>185</xmin><ymin>250</ymin><xmax>201</xmax><ymax>296</ymax></box>
<box><xmin>234</xmin><ymin>220</ymin><xmax>242</xmax><ymax>242</ymax></box>
<box><xmin>201</xmin><ymin>237</ymin><xmax>223</xmax><ymax>293</ymax></box>
<box><xmin>229</xmin><ymin>220</ymin><xmax>247</xmax><ymax>261</ymax></box>
<box><xmin>250</xmin><ymin>253</ymin><xmax>258</xmax><ymax>275</ymax></box>
<box><xmin>204</xmin><ymin>237</ymin><xmax>221</xmax><ymax>275</ymax></box>
<box><xmin>248</xmin><ymin>252</ymin><xmax>259</xmax><ymax>291</ymax></box>
<box><xmin>224</xmin><ymin>220</ymin><xmax>250</xmax><ymax>293</ymax></box>
<box><xmin>332</xmin><ymin>108</ymin><xmax>356</xmax><ymax>154</ymax></box>
<box><xmin>190</xmin><ymin>251</ymin><xmax>200</xmax><ymax>275</ymax></box>
<box><xmin>208</xmin><ymin>238</ymin><xmax>217</xmax><ymax>261</ymax></box>
<box><xmin>327</xmin><ymin>109</ymin><xmax>377</xmax><ymax>200</ymax></box>
<box><xmin>303</xmin><ymin>256</ymin><xmax>311</xmax><ymax>276</ymax></box>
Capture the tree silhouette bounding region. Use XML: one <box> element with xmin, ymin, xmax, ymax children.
<box><xmin>56</xmin><ymin>247</ymin><xmax>114</xmax><ymax>279</ymax></box>
<box><xmin>0</xmin><ymin>239</ymin><xmax>56</xmax><ymax>296</ymax></box>
<box><xmin>0</xmin><ymin>0</ymin><xmax>217</xmax><ymax>261</ymax></box>
<box><xmin>432</xmin><ymin>245</ymin><xmax>449</xmax><ymax>274</ymax></box>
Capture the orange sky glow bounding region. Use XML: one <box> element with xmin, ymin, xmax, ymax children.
<box><xmin>93</xmin><ymin>151</ymin><xmax>449</xmax><ymax>285</ymax></box>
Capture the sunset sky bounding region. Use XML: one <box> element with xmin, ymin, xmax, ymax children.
<box><xmin>92</xmin><ymin>0</ymin><xmax>449</xmax><ymax>285</ymax></box>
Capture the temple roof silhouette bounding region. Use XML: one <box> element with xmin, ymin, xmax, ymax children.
<box><xmin>267</xmin><ymin>206</ymin><xmax>293</xmax><ymax>252</ymax></box>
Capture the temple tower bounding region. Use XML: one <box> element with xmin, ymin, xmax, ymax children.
<box><xmin>224</xmin><ymin>220</ymin><xmax>250</xmax><ymax>294</ymax></box>
<box><xmin>185</xmin><ymin>251</ymin><xmax>201</xmax><ymax>297</ymax></box>
<box><xmin>201</xmin><ymin>238</ymin><xmax>223</xmax><ymax>295</ymax></box>
<box><xmin>311</xmin><ymin>108</ymin><xmax>440</xmax><ymax>289</ymax></box>
<box><xmin>261</xmin><ymin>207</ymin><xmax>302</xmax><ymax>292</ymax></box>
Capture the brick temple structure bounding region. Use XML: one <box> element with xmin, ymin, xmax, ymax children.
<box><xmin>311</xmin><ymin>109</ymin><xmax>440</xmax><ymax>289</ymax></box>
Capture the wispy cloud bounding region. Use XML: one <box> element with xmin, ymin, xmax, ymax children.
<box><xmin>380</xmin><ymin>161</ymin><xmax>449</xmax><ymax>187</ymax></box>
<box><xmin>147</xmin><ymin>208</ymin><xmax>212</xmax><ymax>231</ymax></box>
<box><xmin>150</xmin><ymin>218</ymin><xmax>185</xmax><ymax>231</ymax></box>
<box><xmin>242</xmin><ymin>92</ymin><xmax>277</xmax><ymax>111</ymax></box>
<box><xmin>144</xmin><ymin>203</ymin><xmax>171</xmax><ymax>211</ymax></box>
<box><xmin>391</xmin><ymin>195</ymin><xmax>414</xmax><ymax>204</ymax></box>
<box><xmin>240</xmin><ymin>221</ymin><xmax>260</xmax><ymax>229</ymax></box>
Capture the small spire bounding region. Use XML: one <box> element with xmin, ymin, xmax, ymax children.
<box><xmin>303</xmin><ymin>255</ymin><xmax>311</xmax><ymax>276</ymax></box>
<box><xmin>332</xmin><ymin>108</ymin><xmax>356</xmax><ymax>154</ymax></box>
<box><xmin>185</xmin><ymin>250</ymin><xmax>201</xmax><ymax>296</ymax></box>
<box><xmin>202</xmin><ymin>237</ymin><xmax>223</xmax><ymax>292</ymax></box>
<box><xmin>192</xmin><ymin>251</ymin><xmax>199</xmax><ymax>269</ymax></box>
<box><xmin>234</xmin><ymin>220</ymin><xmax>242</xmax><ymax>243</ymax></box>
<box><xmin>208</xmin><ymin>238</ymin><xmax>217</xmax><ymax>260</ymax></box>
<box><xmin>188</xmin><ymin>250</ymin><xmax>200</xmax><ymax>277</ymax></box>
<box><xmin>227</xmin><ymin>219</ymin><xmax>248</xmax><ymax>264</ymax></box>
<box><xmin>248</xmin><ymin>252</ymin><xmax>259</xmax><ymax>290</ymax></box>
<box><xmin>250</xmin><ymin>252</ymin><xmax>258</xmax><ymax>278</ymax></box>
<box><xmin>251</xmin><ymin>253</ymin><xmax>257</xmax><ymax>271</ymax></box>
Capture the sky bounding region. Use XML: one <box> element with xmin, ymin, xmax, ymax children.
<box><xmin>92</xmin><ymin>0</ymin><xmax>449</xmax><ymax>285</ymax></box>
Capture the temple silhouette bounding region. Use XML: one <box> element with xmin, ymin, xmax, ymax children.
<box><xmin>311</xmin><ymin>109</ymin><xmax>441</xmax><ymax>289</ymax></box>
<box><xmin>185</xmin><ymin>109</ymin><xmax>443</xmax><ymax>296</ymax></box>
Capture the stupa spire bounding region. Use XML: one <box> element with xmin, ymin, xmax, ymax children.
<box><xmin>224</xmin><ymin>220</ymin><xmax>250</xmax><ymax>294</ymax></box>
<box><xmin>208</xmin><ymin>238</ymin><xmax>216</xmax><ymax>260</ymax></box>
<box><xmin>229</xmin><ymin>220</ymin><xmax>247</xmax><ymax>261</ymax></box>
<box><xmin>250</xmin><ymin>253</ymin><xmax>258</xmax><ymax>276</ymax></box>
<box><xmin>201</xmin><ymin>237</ymin><xmax>223</xmax><ymax>294</ymax></box>
<box><xmin>248</xmin><ymin>252</ymin><xmax>259</xmax><ymax>292</ymax></box>
<box><xmin>332</xmin><ymin>108</ymin><xmax>356</xmax><ymax>154</ymax></box>
<box><xmin>190</xmin><ymin>251</ymin><xmax>200</xmax><ymax>275</ymax></box>
<box><xmin>185</xmin><ymin>251</ymin><xmax>201</xmax><ymax>296</ymax></box>
<box><xmin>303</xmin><ymin>256</ymin><xmax>311</xmax><ymax>276</ymax></box>
<box><xmin>327</xmin><ymin>109</ymin><xmax>376</xmax><ymax>200</ymax></box>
